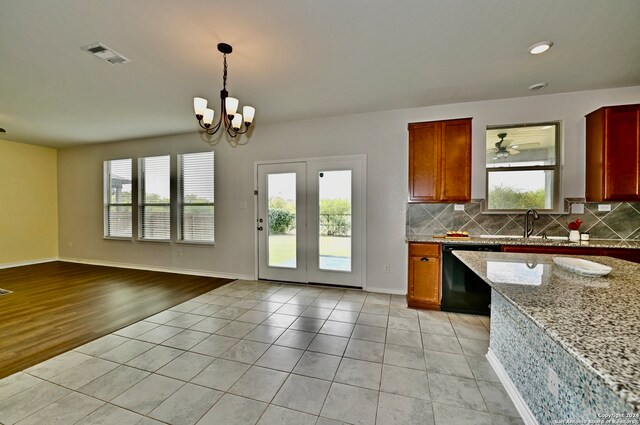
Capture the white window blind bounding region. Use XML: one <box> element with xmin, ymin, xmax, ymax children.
<box><xmin>104</xmin><ymin>159</ymin><xmax>132</xmax><ymax>237</ymax></box>
<box><xmin>179</xmin><ymin>151</ymin><xmax>215</xmax><ymax>242</ymax></box>
<box><xmin>140</xmin><ymin>155</ymin><xmax>170</xmax><ymax>240</ymax></box>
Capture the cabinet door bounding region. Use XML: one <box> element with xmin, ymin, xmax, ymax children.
<box><xmin>408</xmin><ymin>255</ymin><xmax>440</xmax><ymax>306</ymax></box>
<box><xmin>605</xmin><ymin>106</ymin><xmax>640</xmax><ymax>200</ymax></box>
<box><xmin>408</xmin><ymin>122</ymin><xmax>440</xmax><ymax>201</ymax></box>
<box><xmin>440</xmin><ymin>119</ymin><xmax>472</xmax><ymax>202</ymax></box>
<box><xmin>603</xmin><ymin>248</ymin><xmax>640</xmax><ymax>264</ymax></box>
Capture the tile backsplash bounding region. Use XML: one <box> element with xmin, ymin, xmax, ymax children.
<box><xmin>407</xmin><ymin>199</ymin><xmax>640</xmax><ymax>241</ymax></box>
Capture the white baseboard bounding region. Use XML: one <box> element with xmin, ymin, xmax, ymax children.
<box><xmin>0</xmin><ymin>257</ymin><xmax>58</xmax><ymax>269</ymax></box>
<box><xmin>364</xmin><ymin>286</ymin><xmax>406</xmax><ymax>295</ymax></box>
<box><xmin>486</xmin><ymin>349</ymin><xmax>539</xmax><ymax>425</ymax></box>
<box><xmin>59</xmin><ymin>257</ymin><xmax>252</xmax><ymax>281</ymax></box>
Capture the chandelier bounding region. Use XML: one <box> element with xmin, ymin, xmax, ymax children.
<box><xmin>193</xmin><ymin>43</ymin><xmax>255</xmax><ymax>137</ymax></box>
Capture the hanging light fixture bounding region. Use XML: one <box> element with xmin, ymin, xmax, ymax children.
<box><xmin>193</xmin><ymin>43</ymin><xmax>255</xmax><ymax>137</ymax></box>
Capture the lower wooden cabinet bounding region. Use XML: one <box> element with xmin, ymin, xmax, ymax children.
<box><xmin>501</xmin><ymin>245</ymin><xmax>640</xmax><ymax>264</ymax></box>
<box><xmin>407</xmin><ymin>243</ymin><xmax>441</xmax><ymax>309</ymax></box>
<box><xmin>501</xmin><ymin>245</ymin><xmax>601</xmax><ymax>256</ymax></box>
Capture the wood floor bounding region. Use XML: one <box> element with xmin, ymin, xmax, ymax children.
<box><xmin>0</xmin><ymin>261</ymin><xmax>231</xmax><ymax>379</ymax></box>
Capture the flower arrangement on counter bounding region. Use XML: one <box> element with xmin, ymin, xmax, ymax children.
<box><xmin>568</xmin><ymin>219</ymin><xmax>583</xmax><ymax>230</ymax></box>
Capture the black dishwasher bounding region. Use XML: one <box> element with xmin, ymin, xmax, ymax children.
<box><xmin>441</xmin><ymin>244</ymin><xmax>501</xmax><ymax>316</ymax></box>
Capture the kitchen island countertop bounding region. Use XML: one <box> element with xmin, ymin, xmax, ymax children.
<box><xmin>454</xmin><ymin>251</ymin><xmax>640</xmax><ymax>412</ymax></box>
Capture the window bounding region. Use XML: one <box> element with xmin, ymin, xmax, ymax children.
<box><xmin>179</xmin><ymin>151</ymin><xmax>215</xmax><ymax>242</ymax></box>
<box><xmin>486</xmin><ymin>123</ymin><xmax>559</xmax><ymax>211</ymax></box>
<box><xmin>104</xmin><ymin>159</ymin><xmax>132</xmax><ymax>237</ymax></box>
<box><xmin>139</xmin><ymin>155</ymin><xmax>170</xmax><ymax>240</ymax></box>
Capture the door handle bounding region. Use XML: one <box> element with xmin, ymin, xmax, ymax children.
<box><xmin>257</xmin><ymin>226</ymin><xmax>264</xmax><ymax>231</ymax></box>
<box><xmin>420</xmin><ymin>257</ymin><xmax>429</xmax><ymax>262</ymax></box>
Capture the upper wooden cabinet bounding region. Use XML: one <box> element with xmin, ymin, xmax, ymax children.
<box><xmin>408</xmin><ymin>118</ymin><xmax>472</xmax><ymax>202</ymax></box>
<box><xmin>586</xmin><ymin>104</ymin><xmax>640</xmax><ymax>202</ymax></box>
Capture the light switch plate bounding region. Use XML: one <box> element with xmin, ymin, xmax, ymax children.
<box><xmin>598</xmin><ymin>204</ymin><xmax>612</xmax><ymax>212</ymax></box>
<box><xmin>570</xmin><ymin>203</ymin><xmax>584</xmax><ymax>214</ymax></box>
<box><xmin>454</xmin><ymin>204</ymin><xmax>465</xmax><ymax>211</ymax></box>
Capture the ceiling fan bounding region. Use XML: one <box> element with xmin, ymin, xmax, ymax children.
<box><xmin>488</xmin><ymin>133</ymin><xmax>539</xmax><ymax>159</ymax></box>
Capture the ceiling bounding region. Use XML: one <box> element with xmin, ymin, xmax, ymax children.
<box><xmin>1</xmin><ymin>0</ymin><xmax>639</xmax><ymax>148</ymax></box>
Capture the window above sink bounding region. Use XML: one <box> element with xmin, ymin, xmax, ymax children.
<box><xmin>485</xmin><ymin>122</ymin><xmax>561</xmax><ymax>213</ymax></box>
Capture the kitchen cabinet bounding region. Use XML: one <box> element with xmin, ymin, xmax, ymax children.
<box><xmin>407</xmin><ymin>242</ymin><xmax>441</xmax><ymax>309</ymax></box>
<box><xmin>501</xmin><ymin>245</ymin><xmax>602</xmax><ymax>256</ymax></box>
<box><xmin>603</xmin><ymin>248</ymin><xmax>640</xmax><ymax>264</ymax></box>
<box><xmin>501</xmin><ymin>245</ymin><xmax>640</xmax><ymax>264</ymax></box>
<box><xmin>585</xmin><ymin>104</ymin><xmax>640</xmax><ymax>202</ymax></box>
<box><xmin>408</xmin><ymin>118</ymin><xmax>472</xmax><ymax>202</ymax></box>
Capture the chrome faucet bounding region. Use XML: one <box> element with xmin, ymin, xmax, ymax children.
<box><xmin>523</xmin><ymin>209</ymin><xmax>540</xmax><ymax>238</ymax></box>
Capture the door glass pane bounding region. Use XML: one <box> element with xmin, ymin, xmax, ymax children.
<box><xmin>268</xmin><ymin>173</ymin><xmax>297</xmax><ymax>268</ymax></box>
<box><xmin>318</xmin><ymin>170</ymin><xmax>352</xmax><ymax>272</ymax></box>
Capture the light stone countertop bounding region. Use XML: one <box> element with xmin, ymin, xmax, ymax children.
<box><xmin>453</xmin><ymin>251</ymin><xmax>640</xmax><ymax>411</ymax></box>
<box><xmin>406</xmin><ymin>235</ymin><xmax>640</xmax><ymax>249</ymax></box>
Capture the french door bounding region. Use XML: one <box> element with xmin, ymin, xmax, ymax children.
<box><xmin>256</xmin><ymin>156</ymin><xmax>365</xmax><ymax>287</ymax></box>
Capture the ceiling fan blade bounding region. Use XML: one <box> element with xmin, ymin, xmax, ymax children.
<box><xmin>509</xmin><ymin>149</ymin><xmax>521</xmax><ymax>154</ymax></box>
<box><xmin>514</xmin><ymin>142</ymin><xmax>540</xmax><ymax>148</ymax></box>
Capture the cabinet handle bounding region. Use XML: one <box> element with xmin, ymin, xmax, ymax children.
<box><xmin>420</xmin><ymin>257</ymin><xmax>429</xmax><ymax>262</ymax></box>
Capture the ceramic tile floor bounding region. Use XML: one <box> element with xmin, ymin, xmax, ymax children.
<box><xmin>0</xmin><ymin>280</ymin><xmax>524</xmax><ymax>425</ymax></box>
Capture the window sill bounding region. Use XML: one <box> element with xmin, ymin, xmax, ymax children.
<box><xmin>137</xmin><ymin>238</ymin><xmax>171</xmax><ymax>244</ymax></box>
<box><xmin>103</xmin><ymin>236</ymin><xmax>133</xmax><ymax>241</ymax></box>
<box><xmin>176</xmin><ymin>240</ymin><xmax>216</xmax><ymax>247</ymax></box>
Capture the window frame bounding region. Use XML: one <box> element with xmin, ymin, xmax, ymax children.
<box><xmin>178</xmin><ymin>151</ymin><xmax>215</xmax><ymax>244</ymax></box>
<box><xmin>138</xmin><ymin>155</ymin><xmax>171</xmax><ymax>241</ymax></box>
<box><xmin>103</xmin><ymin>158</ymin><xmax>133</xmax><ymax>239</ymax></box>
<box><xmin>485</xmin><ymin>122</ymin><xmax>561</xmax><ymax>213</ymax></box>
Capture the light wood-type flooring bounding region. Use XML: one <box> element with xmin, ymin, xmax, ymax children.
<box><xmin>0</xmin><ymin>261</ymin><xmax>231</xmax><ymax>379</ymax></box>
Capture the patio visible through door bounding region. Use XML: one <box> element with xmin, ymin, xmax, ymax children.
<box><xmin>256</xmin><ymin>156</ymin><xmax>365</xmax><ymax>287</ymax></box>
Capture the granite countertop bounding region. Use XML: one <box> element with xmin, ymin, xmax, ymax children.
<box><xmin>406</xmin><ymin>235</ymin><xmax>640</xmax><ymax>249</ymax></box>
<box><xmin>454</xmin><ymin>250</ymin><xmax>640</xmax><ymax>411</ymax></box>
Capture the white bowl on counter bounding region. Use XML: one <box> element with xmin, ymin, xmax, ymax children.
<box><xmin>552</xmin><ymin>257</ymin><xmax>612</xmax><ymax>277</ymax></box>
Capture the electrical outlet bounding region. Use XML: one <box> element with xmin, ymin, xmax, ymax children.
<box><xmin>547</xmin><ymin>366</ymin><xmax>559</xmax><ymax>399</ymax></box>
<box><xmin>384</xmin><ymin>264</ymin><xmax>390</xmax><ymax>273</ymax></box>
<box><xmin>454</xmin><ymin>204</ymin><xmax>465</xmax><ymax>211</ymax></box>
<box><xmin>598</xmin><ymin>204</ymin><xmax>612</xmax><ymax>212</ymax></box>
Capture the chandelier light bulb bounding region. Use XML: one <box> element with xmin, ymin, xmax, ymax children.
<box><xmin>203</xmin><ymin>108</ymin><xmax>214</xmax><ymax>126</ymax></box>
<box><xmin>231</xmin><ymin>114</ymin><xmax>243</xmax><ymax>130</ymax></box>
<box><xmin>194</xmin><ymin>97</ymin><xmax>208</xmax><ymax>118</ymax></box>
<box><xmin>243</xmin><ymin>106</ymin><xmax>255</xmax><ymax>124</ymax></box>
<box><xmin>225</xmin><ymin>97</ymin><xmax>239</xmax><ymax>116</ymax></box>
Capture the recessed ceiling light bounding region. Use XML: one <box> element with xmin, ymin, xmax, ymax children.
<box><xmin>529</xmin><ymin>82</ymin><xmax>548</xmax><ymax>91</ymax></box>
<box><xmin>528</xmin><ymin>41</ymin><xmax>553</xmax><ymax>55</ymax></box>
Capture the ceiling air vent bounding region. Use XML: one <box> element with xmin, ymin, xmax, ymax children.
<box><xmin>80</xmin><ymin>43</ymin><xmax>130</xmax><ymax>65</ymax></box>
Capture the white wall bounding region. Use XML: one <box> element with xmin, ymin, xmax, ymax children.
<box><xmin>57</xmin><ymin>86</ymin><xmax>640</xmax><ymax>293</ymax></box>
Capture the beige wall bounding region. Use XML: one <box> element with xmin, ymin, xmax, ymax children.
<box><xmin>0</xmin><ymin>139</ymin><xmax>58</xmax><ymax>266</ymax></box>
<box><xmin>57</xmin><ymin>86</ymin><xmax>640</xmax><ymax>293</ymax></box>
